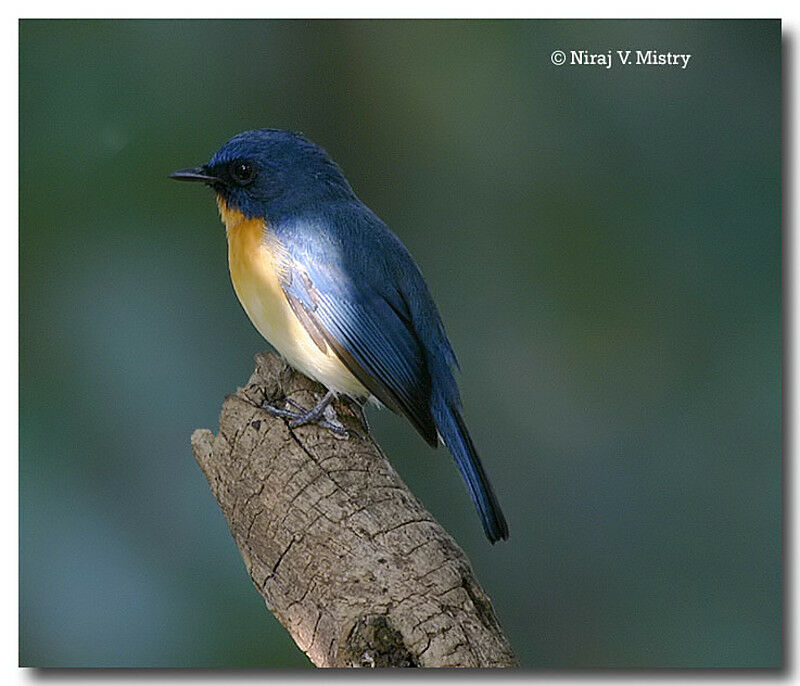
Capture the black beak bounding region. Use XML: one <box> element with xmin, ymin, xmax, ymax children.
<box><xmin>169</xmin><ymin>167</ymin><xmax>219</xmax><ymax>183</ymax></box>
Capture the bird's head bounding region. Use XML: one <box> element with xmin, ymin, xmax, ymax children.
<box><xmin>170</xmin><ymin>129</ymin><xmax>354</xmax><ymax>220</ymax></box>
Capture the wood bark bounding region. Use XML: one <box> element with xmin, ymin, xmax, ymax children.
<box><xmin>191</xmin><ymin>351</ymin><xmax>517</xmax><ymax>668</ymax></box>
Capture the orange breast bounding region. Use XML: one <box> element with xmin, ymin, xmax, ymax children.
<box><xmin>217</xmin><ymin>196</ymin><xmax>368</xmax><ymax>398</ymax></box>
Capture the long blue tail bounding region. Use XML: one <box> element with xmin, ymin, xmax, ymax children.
<box><xmin>432</xmin><ymin>398</ymin><xmax>509</xmax><ymax>543</ymax></box>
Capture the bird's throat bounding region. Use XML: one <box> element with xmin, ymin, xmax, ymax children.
<box><xmin>217</xmin><ymin>195</ymin><xmax>251</xmax><ymax>240</ymax></box>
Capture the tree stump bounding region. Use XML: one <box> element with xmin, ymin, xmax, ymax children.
<box><xmin>191</xmin><ymin>352</ymin><xmax>517</xmax><ymax>668</ymax></box>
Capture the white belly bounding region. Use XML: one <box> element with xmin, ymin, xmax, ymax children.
<box><xmin>220</xmin><ymin>199</ymin><xmax>368</xmax><ymax>399</ymax></box>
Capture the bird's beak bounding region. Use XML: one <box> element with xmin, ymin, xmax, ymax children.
<box><xmin>169</xmin><ymin>167</ymin><xmax>219</xmax><ymax>183</ymax></box>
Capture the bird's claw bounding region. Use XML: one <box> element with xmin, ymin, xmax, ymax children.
<box><xmin>262</xmin><ymin>389</ymin><xmax>347</xmax><ymax>436</ymax></box>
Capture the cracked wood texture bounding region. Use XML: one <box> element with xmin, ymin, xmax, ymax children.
<box><xmin>191</xmin><ymin>352</ymin><xmax>517</xmax><ymax>668</ymax></box>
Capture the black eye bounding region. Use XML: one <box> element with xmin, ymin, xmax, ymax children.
<box><xmin>229</xmin><ymin>160</ymin><xmax>255</xmax><ymax>185</ymax></box>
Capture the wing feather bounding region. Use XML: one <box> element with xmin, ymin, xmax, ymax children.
<box><xmin>280</xmin><ymin>251</ymin><xmax>438</xmax><ymax>446</ymax></box>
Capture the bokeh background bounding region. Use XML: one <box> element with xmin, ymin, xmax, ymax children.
<box><xmin>20</xmin><ymin>20</ymin><xmax>781</xmax><ymax>668</ymax></box>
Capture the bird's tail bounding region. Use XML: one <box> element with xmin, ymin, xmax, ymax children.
<box><xmin>433</xmin><ymin>398</ymin><xmax>509</xmax><ymax>543</ymax></box>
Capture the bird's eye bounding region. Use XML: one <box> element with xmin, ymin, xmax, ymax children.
<box><xmin>229</xmin><ymin>160</ymin><xmax>255</xmax><ymax>185</ymax></box>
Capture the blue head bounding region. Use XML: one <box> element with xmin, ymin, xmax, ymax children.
<box><xmin>170</xmin><ymin>129</ymin><xmax>355</xmax><ymax>220</ymax></box>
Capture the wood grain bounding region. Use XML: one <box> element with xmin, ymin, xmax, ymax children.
<box><xmin>191</xmin><ymin>352</ymin><xmax>517</xmax><ymax>668</ymax></box>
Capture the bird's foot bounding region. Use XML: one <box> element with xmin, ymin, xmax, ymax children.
<box><xmin>262</xmin><ymin>389</ymin><xmax>347</xmax><ymax>435</ymax></box>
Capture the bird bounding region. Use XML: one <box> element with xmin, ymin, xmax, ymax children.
<box><xmin>171</xmin><ymin>129</ymin><xmax>508</xmax><ymax>543</ymax></box>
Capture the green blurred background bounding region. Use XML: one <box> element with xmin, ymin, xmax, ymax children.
<box><xmin>19</xmin><ymin>19</ymin><xmax>781</xmax><ymax>667</ymax></box>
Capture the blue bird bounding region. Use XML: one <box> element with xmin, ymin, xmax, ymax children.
<box><xmin>171</xmin><ymin>129</ymin><xmax>508</xmax><ymax>543</ymax></box>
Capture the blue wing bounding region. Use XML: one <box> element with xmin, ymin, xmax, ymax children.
<box><xmin>274</xmin><ymin>210</ymin><xmax>508</xmax><ymax>542</ymax></box>
<box><xmin>277</xmin><ymin>222</ymin><xmax>439</xmax><ymax>446</ymax></box>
